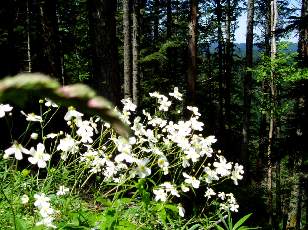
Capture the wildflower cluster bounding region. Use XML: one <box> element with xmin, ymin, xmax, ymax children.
<box><xmin>0</xmin><ymin>88</ymin><xmax>244</xmax><ymax>226</ymax></box>
<box><xmin>34</xmin><ymin>193</ymin><xmax>56</xmax><ymax>228</ymax></box>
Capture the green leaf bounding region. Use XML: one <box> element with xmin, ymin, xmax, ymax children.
<box><xmin>188</xmin><ymin>224</ymin><xmax>202</xmax><ymax>230</ymax></box>
<box><xmin>15</xmin><ymin>217</ymin><xmax>27</xmax><ymax>230</ymax></box>
<box><xmin>164</xmin><ymin>204</ymin><xmax>178</xmax><ymax>213</ymax></box>
<box><xmin>216</xmin><ymin>225</ymin><xmax>225</xmax><ymax>230</ymax></box>
<box><xmin>233</xmin><ymin>213</ymin><xmax>252</xmax><ymax>230</ymax></box>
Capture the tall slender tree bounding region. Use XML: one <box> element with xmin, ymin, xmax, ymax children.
<box><xmin>88</xmin><ymin>0</ymin><xmax>120</xmax><ymax>104</ymax></box>
<box><xmin>31</xmin><ymin>0</ymin><xmax>62</xmax><ymax>82</ymax></box>
<box><xmin>132</xmin><ymin>0</ymin><xmax>140</xmax><ymax>105</ymax></box>
<box><xmin>187</xmin><ymin>0</ymin><xmax>198</xmax><ymax>105</ymax></box>
<box><xmin>153</xmin><ymin>0</ymin><xmax>160</xmax><ymax>42</ymax></box>
<box><xmin>267</xmin><ymin>0</ymin><xmax>278</xmax><ymax>225</ymax></box>
<box><xmin>166</xmin><ymin>0</ymin><xmax>172</xmax><ymax>38</ymax></box>
<box><xmin>123</xmin><ymin>0</ymin><xmax>132</xmax><ymax>99</ymax></box>
<box><xmin>242</xmin><ymin>0</ymin><xmax>254</xmax><ymax>167</ymax></box>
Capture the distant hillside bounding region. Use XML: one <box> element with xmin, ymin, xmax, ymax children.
<box><xmin>208</xmin><ymin>42</ymin><xmax>298</xmax><ymax>58</ymax></box>
<box><xmin>234</xmin><ymin>42</ymin><xmax>298</xmax><ymax>57</ymax></box>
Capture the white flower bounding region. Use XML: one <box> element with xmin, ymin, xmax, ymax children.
<box><xmin>190</xmin><ymin>117</ymin><xmax>204</xmax><ymax>131</ymax></box>
<box><xmin>44</xmin><ymin>98</ymin><xmax>58</xmax><ymax>108</ymax></box>
<box><xmin>121</xmin><ymin>98</ymin><xmax>137</xmax><ymax>112</ymax></box>
<box><xmin>184</xmin><ymin>147</ymin><xmax>200</xmax><ymax>162</ymax></box>
<box><xmin>204</xmin><ymin>188</ymin><xmax>216</xmax><ymax>199</ymax></box>
<box><xmin>169</xmin><ymin>87</ymin><xmax>183</xmax><ymax>101</ymax></box>
<box><xmin>204</xmin><ymin>167</ymin><xmax>219</xmax><ymax>183</ymax></box>
<box><xmin>4</xmin><ymin>143</ymin><xmax>29</xmax><ymax>160</ymax></box>
<box><xmin>46</xmin><ymin>133</ymin><xmax>58</xmax><ymax>139</ymax></box>
<box><xmin>34</xmin><ymin>193</ymin><xmax>50</xmax><ymax>209</ymax></box>
<box><xmin>178</xmin><ymin>205</ymin><xmax>185</xmax><ymax>217</ymax></box>
<box><xmin>226</xmin><ymin>193</ymin><xmax>239</xmax><ymax>212</ymax></box>
<box><xmin>129</xmin><ymin>136</ymin><xmax>137</xmax><ymax>145</ymax></box>
<box><xmin>153</xmin><ymin>188</ymin><xmax>167</xmax><ymax>202</ymax></box>
<box><xmin>36</xmin><ymin>216</ymin><xmax>56</xmax><ymax>229</ymax></box>
<box><xmin>135</xmin><ymin>158</ymin><xmax>151</xmax><ymax>178</ymax></box>
<box><xmin>64</xmin><ymin>108</ymin><xmax>83</xmax><ymax>122</ymax></box>
<box><xmin>149</xmin><ymin>91</ymin><xmax>161</xmax><ymax>98</ymax></box>
<box><xmin>39</xmin><ymin>205</ymin><xmax>54</xmax><ymax>217</ymax></box>
<box><xmin>158</xmin><ymin>96</ymin><xmax>172</xmax><ymax>111</ymax></box>
<box><xmin>21</xmin><ymin>194</ymin><xmax>29</xmax><ymax>204</ymax></box>
<box><xmin>218</xmin><ymin>192</ymin><xmax>226</xmax><ymax>200</ymax></box>
<box><xmin>181</xmin><ymin>183</ymin><xmax>190</xmax><ymax>192</ymax></box>
<box><xmin>21</xmin><ymin>111</ymin><xmax>42</xmax><ymax>122</ymax></box>
<box><xmin>187</xmin><ymin>106</ymin><xmax>201</xmax><ymax>116</ymax></box>
<box><xmin>31</xmin><ymin>133</ymin><xmax>39</xmax><ymax>140</ymax></box>
<box><xmin>0</xmin><ymin>104</ymin><xmax>13</xmax><ymax>118</ymax></box>
<box><xmin>115</xmin><ymin>152</ymin><xmax>135</xmax><ymax>163</ymax></box>
<box><xmin>181</xmin><ymin>155</ymin><xmax>191</xmax><ymax>168</ymax></box>
<box><xmin>183</xmin><ymin>172</ymin><xmax>200</xmax><ymax>188</ymax></box>
<box><xmin>57</xmin><ymin>134</ymin><xmax>78</xmax><ymax>153</ymax></box>
<box><xmin>76</xmin><ymin>120</ymin><xmax>94</xmax><ymax>143</ymax></box>
<box><xmin>161</xmin><ymin>182</ymin><xmax>180</xmax><ymax>197</ymax></box>
<box><xmin>231</xmin><ymin>163</ymin><xmax>244</xmax><ymax>185</ymax></box>
<box><xmin>157</xmin><ymin>156</ymin><xmax>169</xmax><ymax>168</ymax></box>
<box><xmin>113</xmin><ymin>136</ymin><xmax>132</xmax><ymax>156</ymax></box>
<box><xmin>56</xmin><ymin>185</ymin><xmax>69</xmax><ymax>196</ymax></box>
<box><xmin>230</xmin><ymin>203</ymin><xmax>239</xmax><ymax>212</ymax></box>
<box><xmin>28</xmin><ymin>143</ymin><xmax>51</xmax><ymax>168</ymax></box>
<box><xmin>213</xmin><ymin>156</ymin><xmax>232</xmax><ymax>177</ymax></box>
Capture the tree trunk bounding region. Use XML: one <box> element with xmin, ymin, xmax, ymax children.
<box><xmin>88</xmin><ymin>0</ymin><xmax>121</xmax><ymax>105</ymax></box>
<box><xmin>242</xmin><ymin>0</ymin><xmax>254</xmax><ymax>166</ymax></box>
<box><xmin>267</xmin><ymin>0</ymin><xmax>278</xmax><ymax>225</ymax></box>
<box><xmin>298</xmin><ymin>1</ymin><xmax>308</xmax><ymax>227</ymax></box>
<box><xmin>26</xmin><ymin>0</ymin><xmax>32</xmax><ymax>73</ymax></box>
<box><xmin>286</xmin><ymin>161</ymin><xmax>302</xmax><ymax>230</ymax></box>
<box><xmin>153</xmin><ymin>0</ymin><xmax>159</xmax><ymax>42</ymax></box>
<box><xmin>166</xmin><ymin>0</ymin><xmax>172</xmax><ymax>39</ymax></box>
<box><xmin>216</xmin><ymin>0</ymin><xmax>225</xmax><ymax>147</ymax></box>
<box><xmin>31</xmin><ymin>0</ymin><xmax>62</xmax><ymax>81</ymax></box>
<box><xmin>299</xmin><ymin>0</ymin><xmax>308</xmax><ymax>67</ymax></box>
<box><xmin>132</xmin><ymin>0</ymin><xmax>140</xmax><ymax>105</ymax></box>
<box><xmin>187</xmin><ymin>0</ymin><xmax>198</xmax><ymax>105</ymax></box>
<box><xmin>224</xmin><ymin>0</ymin><xmax>232</xmax><ymax>132</ymax></box>
<box><xmin>123</xmin><ymin>0</ymin><xmax>132</xmax><ymax>99</ymax></box>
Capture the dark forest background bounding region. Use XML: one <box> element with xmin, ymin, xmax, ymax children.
<box><xmin>0</xmin><ymin>0</ymin><xmax>308</xmax><ymax>229</ymax></box>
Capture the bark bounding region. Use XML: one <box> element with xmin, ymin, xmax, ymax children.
<box><xmin>166</xmin><ymin>0</ymin><xmax>172</xmax><ymax>38</ymax></box>
<box><xmin>298</xmin><ymin>1</ymin><xmax>308</xmax><ymax>227</ymax></box>
<box><xmin>153</xmin><ymin>0</ymin><xmax>159</xmax><ymax>42</ymax></box>
<box><xmin>88</xmin><ymin>0</ymin><xmax>121</xmax><ymax>105</ymax></box>
<box><xmin>299</xmin><ymin>0</ymin><xmax>308</xmax><ymax>66</ymax></box>
<box><xmin>242</xmin><ymin>0</ymin><xmax>254</xmax><ymax>164</ymax></box>
<box><xmin>275</xmin><ymin>158</ymin><xmax>282</xmax><ymax>228</ymax></box>
<box><xmin>31</xmin><ymin>0</ymin><xmax>62</xmax><ymax>81</ymax></box>
<box><xmin>132</xmin><ymin>0</ymin><xmax>140</xmax><ymax>105</ymax></box>
<box><xmin>224</xmin><ymin>0</ymin><xmax>232</xmax><ymax>131</ymax></box>
<box><xmin>5</xmin><ymin>0</ymin><xmax>20</xmax><ymax>76</ymax></box>
<box><xmin>286</xmin><ymin>161</ymin><xmax>302</xmax><ymax>230</ymax></box>
<box><xmin>187</xmin><ymin>0</ymin><xmax>198</xmax><ymax>105</ymax></box>
<box><xmin>26</xmin><ymin>0</ymin><xmax>32</xmax><ymax>73</ymax></box>
<box><xmin>267</xmin><ymin>0</ymin><xmax>278</xmax><ymax>225</ymax></box>
<box><xmin>123</xmin><ymin>0</ymin><xmax>132</xmax><ymax>99</ymax></box>
<box><xmin>216</xmin><ymin>0</ymin><xmax>225</xmax><ymax>145</ymax></box>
